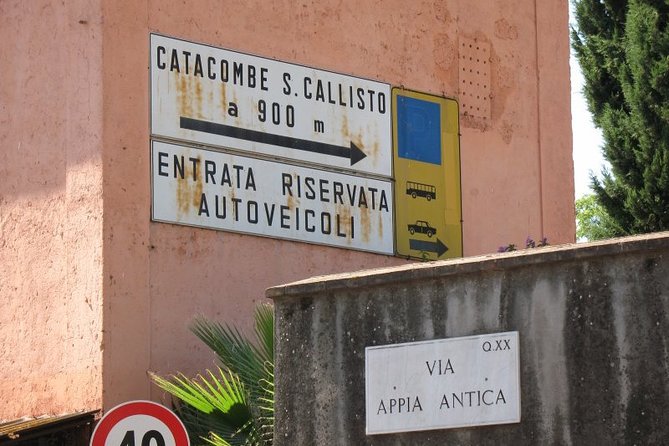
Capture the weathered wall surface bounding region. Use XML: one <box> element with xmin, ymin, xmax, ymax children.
<box><xmin>1</xmin><ymin>0</ymin><xmax>574</xmax><ymax>418</ymax></box>
<box><xmin>0</xmin><ymin>1</ymin><xmax>104</xmax><ymax>419</ymax></box>
<box><xmin>100</xmin><ymin>0</ymin><xmax>573</xmax><ymax>408</ymax></box>
<box><xmin>269</xmin><ymin>233</ymin><xmax>669</xmax><ymax>445</ymax></box>
<box><xmin>100</xmin><ymin>0</ymin><xmax>409</xmax><ymax>410</ymax></box>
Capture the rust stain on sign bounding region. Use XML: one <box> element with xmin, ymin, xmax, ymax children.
<box><xmin>177</xmin><ymin>74</ymin><xmax>193</xmax><ymax>118</ymax></box>
<box><xmin>377</xmin><ymin>212</ymin><xmax>384</xmax><ymax>240</ymax></box>
<box><xmin>175</xmin><ymin>153</ymin><xmax>203</xmax><ymax>219</ymax></box>
<box><xmin>336</xmin><ymin>204</ymin><xmax>353</xmax><ymax>243</ymax></box>
<box><xmin>174</xmin><ymin>73</ymin><xmax>205</xmax><ymax>120</ymax></box>
<box><xmin>194</xmin><ymin>79</ymin><xmax>204</xmax><ymax>119</ymax></box>
<box><xmin>220</xmin><ymin>82</ymin><xmax>228</xmax><ymax>118</ymax></box>
<box><xmin>286</xmin><ymin>193</ymin><xmax>296</xmax><ymax>211</ymax></box>
<box><xmin>176</xmin><ymin>165</ymin><xmax>191</xmax><ymax>218</ymax></box>
<box><xmin>361</xmin><ymin>124</ymin><xmax>381</xmax><ymax>163</ymax></box>
<box><xmin>360</xmin><ymin>205</ymin><xmax>371</xmax><ymax>243</ymax></box>
<box><xmin>368</xmin><ymin>121</ymin><xmax>381</xmax><ymax>161</ymax></box>
<box><xmin>192</xmin><ymin>155</ymin><xmax>204</xmax><ymax>208</ymax></box>
<box><xmin>340</xmin><ymin>114</ymin><xmax>350</xmax><ymax>139</ymax></box>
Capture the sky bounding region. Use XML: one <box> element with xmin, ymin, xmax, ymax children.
<box><xmin>569</xmin><ymin>7</ymin><xmax>609</xmax><ymax>199</ymax></box>
<box><xmin>570</xmin><ymin>52</ymin><xmax>607</xmax><ymax>199</ymax></box>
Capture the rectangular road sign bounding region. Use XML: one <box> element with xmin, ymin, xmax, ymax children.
<box><xmin>151</xmin><ymin>141</ymin><xmax>394</xmax><ymax>254</ymax></box>
<box><xmin>150</xmin><ymin>34</ymin><xmax>392</xmax><ymax>178</ymax></box>
<box><xmin>393</xmin><ymin>89</ymin><xmax>462</xmax><ymax>260</ymax></box>
<box><xmin>366</xmin><ymin>332</ymin><xmax>520</xmax><ymax>435</ymax></box>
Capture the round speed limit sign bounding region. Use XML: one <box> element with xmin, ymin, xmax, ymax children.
<box><xmin>90</xmin><ymin>400</ymin><xmax>190</xmax><ymax>446</ymax></box>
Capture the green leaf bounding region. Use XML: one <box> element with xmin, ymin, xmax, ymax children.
<box><xmin>150</xmin><ymin>303</ymin><xmax>274</xmax><ymax>446</ymax></box>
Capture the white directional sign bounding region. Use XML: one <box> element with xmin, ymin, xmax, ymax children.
<box><xmin>365</xmin><ymin>332</ymin><xmax>520</xmax><ymax>435</ymax></box>
<box><xmin>150</xmin><ymin>34</ymin><xmax>392</xmax><ymax>177</ymax></box>
<box><xmin>152</xmin><ymin>141</ymin><xmax>394</xmax><ymax>254</ymax></box>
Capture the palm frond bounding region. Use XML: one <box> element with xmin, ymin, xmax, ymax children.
<box><xmin>190</xmin><ymin>305</ymin><xmax>274</xmax><ymax>407</ymax></box>
<box><xmin>151</xmin><ymin>303</ymin><xmax>275</xmax><ymax>446</ymax></box>
<box><xmin>176</xmin><ymin>403</ymin><xmax>250</xmax><ymax>446</ymax></box>
<box><xmin>150</xmin><ymin>368</ymin><xmax>253</xmax><ymax>445</ymax></box>
<box><xmin>254</xmin><ymin>304</ymin><xmax>274</xmax><ymax>362</ymax></box>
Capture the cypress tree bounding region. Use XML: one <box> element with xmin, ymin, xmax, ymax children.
<box><xmin>572</xmin><ymin>0</ymin><xmax>669</xmax><ymax>234</ymax></box>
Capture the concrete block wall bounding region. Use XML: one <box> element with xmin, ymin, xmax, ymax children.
<box><xmin>268</xmin><ymin>233</ymin><xmax>669</xmax><ymax>445</ymax></box>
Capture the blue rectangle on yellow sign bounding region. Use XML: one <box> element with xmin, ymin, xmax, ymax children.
<box><xmin>397</xmin><ymin>96</ymin><xmax>442</xmax><ymax>165</ymax></box>
<box><xmin>393</xmin><ymin>88</ymin><xmax>462</xmax><ymax>260</ymax></box>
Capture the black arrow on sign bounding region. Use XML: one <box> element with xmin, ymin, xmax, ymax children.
<box><xmin>180</xmin><ymin>117</ymin><xmax>367</xmax><ymax>165</ymax></box>
<box><xmin>409</xmin><ymin>238</ymin><xmax>449</xmax><ymax>257</ymax></box>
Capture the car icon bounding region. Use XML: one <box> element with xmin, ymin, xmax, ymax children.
<box><xmin>407</xmin><ymin>220</ymin><xmax>436</xmax><ymax>238</ymax></box>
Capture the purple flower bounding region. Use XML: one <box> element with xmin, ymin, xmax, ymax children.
<box><xmin>525</xmin><ymin>236</ymin><xmax>536</xmax><ymax>249</ymax></box>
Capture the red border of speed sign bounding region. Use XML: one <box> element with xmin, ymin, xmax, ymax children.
<box><xmin>90</xmin><ymin>400</ymin><xmax>190</xmax><ymax>446</ymax></box>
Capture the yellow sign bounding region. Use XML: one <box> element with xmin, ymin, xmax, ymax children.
<box><xmin>393</xmin><ymin>88</ymin><xmax>462</xmax><ymax>260</ymax></box>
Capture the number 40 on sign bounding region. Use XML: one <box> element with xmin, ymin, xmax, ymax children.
<box><xmin>90</xmin><ymin>401</ymin><xmax>190</xmax><ymax>446</ymax></box>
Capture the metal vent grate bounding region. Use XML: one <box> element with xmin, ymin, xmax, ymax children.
<box><xmin>458</xmin><ymin>37</ymin><xmax>491</xmax><ymax>120</ymax></box>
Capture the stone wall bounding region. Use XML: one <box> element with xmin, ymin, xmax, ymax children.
<box><xmin>268</xmin><ymin>233</ymin><xmax>669</xmax><ymax>445</ymax></box>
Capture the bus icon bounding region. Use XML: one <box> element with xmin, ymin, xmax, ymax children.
<box><xmin>406</xmin><ymin>181</ymin><xmax>436</xmax><ymax>201</ymax></box>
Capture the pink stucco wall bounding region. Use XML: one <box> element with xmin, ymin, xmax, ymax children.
<box><xmin>0</xmin><ymin>1</ymin><xmax>104</xmax><ymax>419</ymax></box>
<box><xmin>1</xmin><ymin>0</ymin><xmax>574</xmax><ymax>418</ymax></box>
